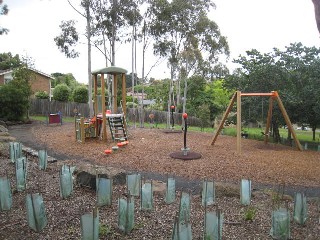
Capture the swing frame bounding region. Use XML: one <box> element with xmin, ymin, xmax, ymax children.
<box><xmin>210</xmin><ymin>91</ymin><xmax>302</xmax><ymax>153</ymax></box>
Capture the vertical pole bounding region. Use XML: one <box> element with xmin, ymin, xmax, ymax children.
<box><xmin>122</xmin><ymin>73</ymin><xmax>127</xmax><ymax>116</ymax></box>
<box><xmin>80</xmin><ymin>117</ymin><xmax>85</xmax><ymax>143</ymax></box>
<box><xmin>93</xmin><ymin>74</ymin><xmax>98</xmax><ymax>136</ymax></box>
<box><xmin>101</xmin><ymin>73</ymin><xmax>107</xmax><ymax>141</ymax></box>
<box><xmin>113</xmin><ymin>74</ymin><xmax>118</xmax><ymax>114</ymax></box>
<box><xmin>236</xmin><ymin>91</ymin><xmax>241</xmax><ymax>154</ymax></box>
<box><xmin>184</xmin><ymin>119</ymin><xmax>187</xmax><ymax>149</ymax></box>
<box><xmin>264</xmin><ymin>96</ymin><xmax>274</xmax><ymax>144</ymax></box>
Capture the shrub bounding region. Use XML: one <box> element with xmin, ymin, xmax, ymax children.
<box><xmin>35</xmin><ymin>91</ymin><xmax>49</xmax><ymax>99</ymax></box>
<box><xmin>53</xmin><ymin>84</ymin><xmax>71</xmax><ymax>102</ymax></box>
<box><xmin>72</xmin><ymin>85</ymin><xmax>88</xmax><ymax>103</ymax></box>
<box><xmin>0</xmin><ymin>84</ymin><xmax>29</xmax><ymax>121</ymax></box>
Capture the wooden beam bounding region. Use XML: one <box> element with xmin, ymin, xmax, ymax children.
<box><xmin>274</xmin><ymin>92</ymin><xmax>302</xmax><ymax>151</ymax></box>
<box><xmin>264</xmin><ymin>96</ymin><xmax>274</xmax><ymax>144</ymax></box>
<box><xmin>210</xmin><ymin>92</ymin><xmax>237</xmax><ymax>145</ymax></box>
<box><xmin>113</xmin><ymin>74</ymin><xmax>118</xmax><ymax>114</ymax></box>
<box><xmin>101</xmin><ymin>73</ymin><xmax>107</xmax><ymax>141</ymax></box>
<box><xmin>240</xmin><ymin>92</ymin><xmax>276</xmax><ymax>97</ymax></box>
<box><xmin>122</xmin><ymin>73</ymin><xmax>126</xmax><ymax>115</ymax></box>
<box><xmin>93</xmin><ymin>74</ymin><xmax>98</xmax><ymax>137</ymax></box>
<box><xmin>236</xmin><ymin>91</ymin><xmax>241</xmax><ymax>154</ymax></box>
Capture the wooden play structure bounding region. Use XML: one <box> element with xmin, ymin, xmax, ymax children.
<box><xmin>210</xmin><ymin>91</ymin><xmax>303</xmax><ymax>153</ymax></box>
<box><xmin>75</xmin><ymin>66</ymin><xmax>128</xmax><ymax>143</ymax></box>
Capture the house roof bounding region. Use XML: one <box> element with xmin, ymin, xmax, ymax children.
<box><xmin>0</xmin><ymin>67</ymin><xmax>54</xmax><ymax>79</ymax></box>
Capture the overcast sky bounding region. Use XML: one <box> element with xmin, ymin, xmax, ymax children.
<box><xmin>1</xmin><ymin>0</ymin><xmax>319</xmax><ymax>84</ymax></box>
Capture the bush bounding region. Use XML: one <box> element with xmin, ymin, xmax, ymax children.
<box><xmin>53</xmin><ymin>84</ymin><xmax>71</xmax><ymax>102</ymax></box>
<box><xmin>72</xmin><ymin>85</ymin><xmax>88</xmax><ymax>103</ymax></box>
<box><xmin>35</xmin><ymin>91</ymin><xmax>49</xmax><ymax>99</ymax></box>
<box><xmin>0</xmin><ymin>84</ymin><xmax>29</xmax><ymax>121</ymax></box>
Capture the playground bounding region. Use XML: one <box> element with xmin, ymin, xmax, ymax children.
<box><xmin>1</xmin><ymin>119</ymin><xmax>319</xmax><ymax>239</ymax></box>
<box><xmin>12</xmin><ymin>120</ymin><xmax>320</xmax><ymax>189</ymax></box>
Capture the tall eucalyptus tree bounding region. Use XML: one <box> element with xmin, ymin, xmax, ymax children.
<box><xmin>147</xmin><ymin>0</ymin><xmax>229</xmax><ymax>126</ymax></box>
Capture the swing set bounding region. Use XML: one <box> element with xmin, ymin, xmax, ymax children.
<box><xmin>210</xmin><ymin>91</ymin><xmax>303</xmax><ymax>153</ymax></box>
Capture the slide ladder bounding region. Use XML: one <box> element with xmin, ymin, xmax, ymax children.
<box><xmin>107</xmin><ymin>114</ymin><xmax>128</xmax><ymax>141</ymax></box>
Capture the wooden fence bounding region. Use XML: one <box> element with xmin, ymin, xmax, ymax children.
<box><xmin>29</xmin><ymin>99</ymin><xmax>204</xmax><ymax>127</ymax></box>
<box><xmin>29</xmin><ymin>99</ymin><xmax>90</xmax><ymax>117</ymax></box>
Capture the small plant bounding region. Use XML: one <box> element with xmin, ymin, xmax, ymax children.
<box><xmin>243</xmin><ymin>206</ymin><xmax>257</xmax><ymax>221</ymax></box>
<box><xmin>99</xmin><ymin>223</ymin><xmax>112</xmax><ymax>236</ymax></box>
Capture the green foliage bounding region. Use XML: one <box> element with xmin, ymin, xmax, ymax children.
<box><xmin>0</xmin><ymin>52</ymin><xmax>21</xmax><ymax>70</ymax></box>
<box><xmin>72</xmin><ymin>85</ymin><xmax>88</xmax><ymax>103</ymax></box>
<box><xmin>225</xmin><ymin>43</ymin><xmax>320</xmax><ymax>141</ymax></box>
<box><xmin>35</xmin><ymin>91</ymin><xmax>49</xmax><ymax>99</ymax></box>
<box><xmin>243</xmin><ymin>206</ymin><xmax>257</xmax><ymax>221</ymax></box>
<box><xmin>99</xmin><ymin>223</ymin><xmax>112</xmax><ymax>237</ymax></box>
<box><xmin>0</xmin><ymin>1</ymin><xmax>9</xmax><ymax>35</ymax></box>
<box><xmin>197</xmin><ymin>104</ymin><xmax>211</xmax><ymax>130</ymax></box>
<box><xmin>54</xmin><ymin>20</ymin><xmax>79</xmax><ymax>58</ymax></box>
<box><xmin>53</xmin><ymin>84</ymin><xmax>71</xmax><ymax>102</ymax></box>
<box><xmin>51</xmin><ymin>73</ymin><xmax>79</xmax><ymax>89</ymax></box>
<box><xmin>0</xmin><ymin>83</ymin><xmax>29</xmax><ymax>121</ymax></box>
<box><xmin>0</xmin><ymin>66</ymin><xmax>33</xmax><ymax>120</ymax></box>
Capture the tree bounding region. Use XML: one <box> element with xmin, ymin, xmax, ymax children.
<box><xmin>54</xmin><ymin>0</ymin><xmax>143</xmax><ymax>116</ymax></box>
<box><xmin>0</xmin><ymin>0</ymin><xmax>9</xmax><ymax>35</ymax></box>
<box><xmin>148</xmin><ymin>0</ymin><xmax>229</xmax><ymax>126</ymax></box>
<box><xmin>53</xmin><ymin>84</ymin><xmax>71</xmax><ymax>102</ymax></box>
<box><xmin>0</xmin><ymin>52</ymin><xmax>22</xmax><ymax>70</ymax></box>
<box><xmin>72</xmin><ymin>85</ymin><xmax>88</xmax><ymax>103</ymax></box>
<box><xmin>225</xmin><ymin>43</ymin><xmax>320</xmax><ymax>142</ymax></box>
<box><xmin>312</xmin><ymin>0</ymin><xmax>320</xmax><ymax>34</ymax></box>
<box><xmin>35</xmin><ymin>91</ymin><xmax>49</xmax><ymax>100</ymax></box>
<box><xmin>51</xmin><ymin>72</ymin><xmax>79</xmax><ymax>90</ymax></box>
<box><xmin>0</xmin><ymin>66</ymin><xmax>33</xmax><ymax>121</ymax></box>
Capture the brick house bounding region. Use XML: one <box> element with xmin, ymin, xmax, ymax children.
<box><xmin>0</xmin><ymin>67</ymin><xmax>54</xmax><ymax>100</ymax></box>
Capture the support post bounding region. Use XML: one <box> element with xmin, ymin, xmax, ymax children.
<box><xmin>210</xmin><ymin>92</ymin><xmax>237</xmax><ymax>145</ymax></box>
<box><xmin>274</xmin><ymin>92</ymin><xmax>302</xmax><ymax>151</ymax></box>
<box><xmin>122</xmin><ymin>73</ymin><xmax>127</xmax><ymax>115</ymax></box>
<box><xmin>236</xmin><ymin>91</ymin><xmax>242</xmax><ymax>154</ymax></box>
<box><xmin>101</xmin><ymin>73</ymin><xmax>107</xmax><ymax>141</ymax></box>
<box><xmin>93</xmin><ymin>74</ymin><xmax>98</xmax><ymax>136</ymax></box>
<box><xmin>113</xmin><ymin>74</ymin><xmax>118</xmax><ymax>114</ymax></box>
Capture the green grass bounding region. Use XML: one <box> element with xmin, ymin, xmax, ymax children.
<box><xmin>30</xmin><ymin>115</ymin><xmax>75</xmax><ymax>123</ymax></box>
<box><xmin>223</xmin><ymin>127</ymin><xmax>320</xmax><ymax>143</ymax></box>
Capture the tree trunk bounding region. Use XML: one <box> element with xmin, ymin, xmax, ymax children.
<box><xmin>86</xmin><ymin>3</ymin><xmax>93</xmax><ymax>117</ymax></box>
<box><xmin>287</xmin><ymin>128</ymin><xmax>292</xmax><ymax>146</ymax></box>
<box><xmin>312</xmin><ymin>125</ymin><xmax>316</xmax><ymax>141</ymax></box>
<box><xmin>131</xmin><ymin>24</ymin><xmax>136</xmax><ymax>128</ymax></box>
<box><xmin>272</xmin><ymin>119</ymin><xmax>281</xmax><ymax>143</ymax></box>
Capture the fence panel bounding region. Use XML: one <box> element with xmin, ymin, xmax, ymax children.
<box><xmin>29</xmin><ymin>100</ymin><xmax>204</xmax><ymax>127</ymax></box>
<box><xmin>29</xmin><ymin>99</ymin><xmax>90</xmax><ymax>117</ymax></box>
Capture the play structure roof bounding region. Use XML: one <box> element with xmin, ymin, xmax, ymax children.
<box><xmin>92</xmin><ymin>66</ymin><xmax>127</xmax><ymax>74</ymax></box>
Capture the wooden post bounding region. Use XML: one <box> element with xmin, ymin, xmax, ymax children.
<box><xmin>264</xmin><ymin>95</ymin><xmax>274</xmax><ymax>144</ymax></box>
<box><xmin>236</xmin><ymin>91</ymin><xmax>241</xmax><ymax>154</ymax></box>
<box><xmin>80</xmin><ymin>117</ymin><xmax>85</xmax><ymax>143</ymax></box>
<box><xmin>101</xmin><ymin>73</ymin><xmax>107</xmax><ymax>141</ymax></box>
<box><xmin>93</xmin><ymin>74</ymin><xmax>98</xmax><ymax>137</ymax></box>
<box><xmin>210</xmin><ymin>92</ymin><xmax>237</xmax><ymax>145</ymax></box>
<box><xmin>122</xmin><ymin>73</ymin><xmax>127</xmax><ymax>116</ymax></box>
<box><xmin>113</xmin><ymin>74</ymin><xmax>118</xmax><ymax>114</ymax></box>
<box><xmin>274</xmin><ymin>91</ymin><xmax>302</xmax><ymax>151</ymax></box>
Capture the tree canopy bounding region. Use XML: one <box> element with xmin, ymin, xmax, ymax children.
<box><xmin>224</xmin><ymin>42</ymin><xmax>320</xmax><ymax>140</ymax></box>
